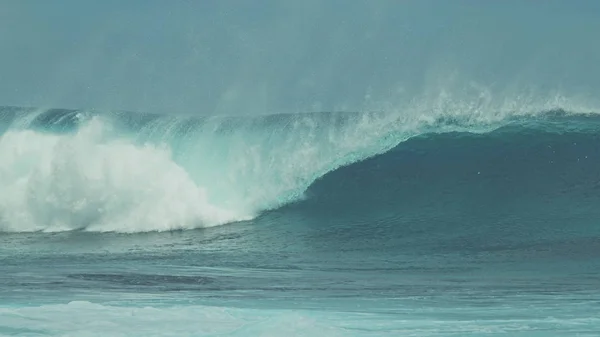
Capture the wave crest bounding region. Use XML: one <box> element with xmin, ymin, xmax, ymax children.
<box><xmin>0</xmin><ymin>100</ymin><xmax>597</xmax><ymax>233</ymax></box>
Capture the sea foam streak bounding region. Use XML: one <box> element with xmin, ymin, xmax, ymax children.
<box><xmin>0</xmin><ymin>95</ymin><xmax>595</xmax><ymax>233</ymax></box>
<box><xmin>1</xmin><ymin>300</ymin><xmax>598</xmax><ymax>337</ymax></box>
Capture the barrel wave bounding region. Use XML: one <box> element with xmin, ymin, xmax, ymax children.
<box><xmin>0</xmin><ymin>104</ymin><xmax>598</xmax><ymax>234</ymax></box>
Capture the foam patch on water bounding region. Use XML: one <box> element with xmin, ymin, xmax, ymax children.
<box><xmin>1</xmin><ymin>300</ymin><xmax>599</xmax><ymax>337</ymax></box>
<box><xmin>0</xmin><ymin>301</ymin><xmax>346</xmax><ymax>337</ymax></box>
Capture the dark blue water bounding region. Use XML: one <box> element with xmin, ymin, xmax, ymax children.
<box><xmin>1</xmin><ymin>107</ymin><xmax>600</xmax><ymax>336</ymax></box>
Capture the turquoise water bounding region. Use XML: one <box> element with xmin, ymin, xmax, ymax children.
<box><xmin>1</xmin><ymin>107</ymin><xmax>600</xmax><ymax>336</ymax></box>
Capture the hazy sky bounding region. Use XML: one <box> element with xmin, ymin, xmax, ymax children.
<box><xmin>1</xmin><ymin>0</ymin><xmax>599</xmax><ymax>115</ymax></box>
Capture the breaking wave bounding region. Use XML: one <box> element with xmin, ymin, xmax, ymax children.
<box><xmin>0</xmin><ymin>98</ymin><xmax>596</xmax><ymax>233</ymax></box>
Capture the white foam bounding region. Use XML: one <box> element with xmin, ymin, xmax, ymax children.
<box><xmin>0</xmin><ymin>118</ymin><xmax>246</xmax><ymax>233</ymax></box>
<box><xmin>1</xmin><ymin>300</ymin><xmax>598</xmax><ymax>337</ymax></box>
<box><xmin>0</xmin><ymin>301</ymin><xmax>347</xmax><ymax>337</ymax></box>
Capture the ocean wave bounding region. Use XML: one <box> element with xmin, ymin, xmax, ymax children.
<box><xmin>0</xmin><ymin>103</ymin><xmax>597</xmax><ymax>233</ymax></box>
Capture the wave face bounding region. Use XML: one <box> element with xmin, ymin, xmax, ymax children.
<box><xmin>0</xmin><ymin>104</ymin><xmax>597</xmax><ymax>233</ymax></box>
<box><xmin>287</xmin><ymin>118</ymin><xmax>600</xmax><ymax>253</ymax></box>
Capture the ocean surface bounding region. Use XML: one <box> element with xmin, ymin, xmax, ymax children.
<box><xmin>1</xmin><ymin>105</ymin><xmax>600</xmax><ymax>336</ymax></box>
